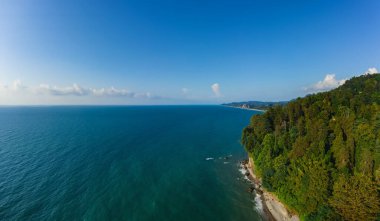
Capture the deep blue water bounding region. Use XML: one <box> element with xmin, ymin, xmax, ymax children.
<box><xmin>0</xmin><ymin>106</ymin><xmax>263</xmax><ymax>221</ymax></box>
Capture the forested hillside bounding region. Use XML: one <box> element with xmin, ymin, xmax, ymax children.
<box><xmin>242</xmin><ymin>74</ymin><xmax>380</xmax><ymax>220</ymax></box>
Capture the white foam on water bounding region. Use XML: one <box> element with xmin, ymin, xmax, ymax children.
<box><xmin>253</xmin><ymin>191</ymin><xmax>263</xmax><ymax>213</ymax></box>
<box><xmin>238</xmin><ymin>166</ymin><xmax>247</xmax><ymax>175</ymax></box>
<box><xmin>238</xmin><ymin>163</ymin><xmax>250</xmax><ymax>181</ymax></box>
<box><xmin>205</xmin><ymin>157</ymin><xmax>214</xmax><ymax>161</ymax></box>
<box><xmin>238</xmin><ymin>163</ymin><xmax>264</xmax><ymax>214</ymax></box>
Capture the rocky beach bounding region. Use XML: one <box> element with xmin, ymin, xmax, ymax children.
<box><xmin>241</xmin><ymin>158</ymin><xmax>300</xmax><ymax>221</ymax></box>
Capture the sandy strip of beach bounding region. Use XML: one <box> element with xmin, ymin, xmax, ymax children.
<box><xmin>244</xmin><ymin>158</ymin><xmax>299</xmax><ymax>221</ymax></box>
<box><xmin>222</xmin><ymin>105</ymin><xmax>266</xmax><ymax>112</ymax></box>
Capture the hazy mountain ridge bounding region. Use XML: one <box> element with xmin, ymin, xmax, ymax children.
<box><xmin>222</xmin><ymin>101</ymin><xmax>288</xmax><ymax>110</ymax></box>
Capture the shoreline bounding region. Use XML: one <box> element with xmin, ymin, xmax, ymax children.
<box><xmin>222</xmin><ymin>105</ymin><xmax>266</xmax><ymax>112</ymax></box>
<box><xmin>241</xmin><ymin>158</ymin><xmax>299</xmax><ymax>221</ymax></box>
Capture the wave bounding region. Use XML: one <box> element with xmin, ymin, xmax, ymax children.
<box><xmin>238</xmin><ymin>164</ymin><xmax>250</xmax><ymax>181</ymax></box>
<box><xmin>253</xmin><ymin>191</ymin><xmax>263</xmax><ymax>213</ymax></box>
<box><xmin>238</xmin><ymin>162</ymin><xmax>264</xmax><ymax>214</ymax></box>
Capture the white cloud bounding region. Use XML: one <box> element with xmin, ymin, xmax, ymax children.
<box><xmin>0</xmin><ymin>81</ymin><xmax>157</xmax><ymax>100</ymax></box>
<box><xmin>0</xmin><ymin>79</ymin><xmax>26</xmax><ymax>92</ymax></box>
<box><xmin>305</xmin><ymin>74</ymin><xmax>347</xmax><ymax>93</ymax></box>
<box><xmin>35</xmin><ymin>84</ymin><xmax>156</xmax><ymax>99</ymax></box>
<box><xmin>364</xmin><ymin>67</ymin><xmax>378</xmax><ymax>75</ymax></box>
<box><xmin>134</xmin><ymin>92</ymin><xmax>156</xmax><ymax>99</ymax></box>
<box><xmin>91</xmin><ymin>87</ymin><xmax>135</xmax><ymax>97</ymax></box>
<box><xmin>211</xmin><ymin>83</ymin><xmax>221</xmax><ymax>97</ymax></box>
<box><xmin>305</xmin><ymin>67</ymin><xmax>378</xmax><ymax>93</ymax></box>
<box><xmin>37</xmin><ymin>83</ymin><xmax>90</xmax><ymax>96</ymax></box>
<box><xmin>12</xmin><ymin>79</ymin><xmax>25</xmax><ymax>91</ymax></box>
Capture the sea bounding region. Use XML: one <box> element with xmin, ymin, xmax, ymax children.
<box><xmin>0</xmin><ymin>105</ymin><xmax>264</xmax><ymax>221</ymax></box>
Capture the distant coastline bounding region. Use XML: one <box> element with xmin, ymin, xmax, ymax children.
<box><xmin>222</xmin><ymin>100</ymin><xmax>287</xmax><ymax>112</ymax></box>
<box><xmin>222</xmin><ymin>105</ymin><xmax>266</xmax><ymax>112</ymax></box>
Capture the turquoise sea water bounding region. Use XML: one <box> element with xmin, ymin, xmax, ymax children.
<box><xmin>0</xmin><ymin>106</ymin><xmax>263</xmax><ymax>221</ymax></box>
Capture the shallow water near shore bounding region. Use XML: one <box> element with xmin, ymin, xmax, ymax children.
<box><xmin>0</xmin><ymin>105</ymin><xmax>264</xmax><ymax>221</ymax></box>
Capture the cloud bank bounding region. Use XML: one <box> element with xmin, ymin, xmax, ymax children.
<box><xmin>0</xmin><ymin>81</ymin><xmax>155</xmax><ymax>99</ymax></box>
<box><xmin>211</xmin><ymin>83</ymin><xmax>221</xmax><ymax>97</ymax></box>
<box><xmin>37</xmin><ymin>83</ymin><xmax>91</xmax><ymax>96</ymax></box>
<box><xmin>0</xmin><ymin>79</ymin><xmax>26</xmax><ymax>91</ymax></box>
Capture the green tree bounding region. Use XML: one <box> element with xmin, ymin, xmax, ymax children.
<box><xmin>331</xmin><ymin>126</ymin><xmax>349</xmax><ymax>170</ymax></box>
<box><xmin>329</xmin><ymin>174</ymin><xmax>380</xmax><ymax>221</ymax></box>
<box><xmin>241</xmin><ymin>74</ymin><xmax>380</xmax><ymax>220</ymax></box>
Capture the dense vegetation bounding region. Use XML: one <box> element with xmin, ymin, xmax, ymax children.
<box><xmin>223</xmin><ymin>101</ymin><xmax>287</xmax><ymax>110</ymax></box>
<box><xmin>242</xmin><ymin>74</ymin><xmax>380</xmax><ymax>220</ymax></box>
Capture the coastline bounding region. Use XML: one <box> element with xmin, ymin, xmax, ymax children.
<box><xmin>242</xmin><ymin>158</ymin><xmax>299</xmax><ymax>221</ymax></box>
<box><xmin>222</xmin><ymin>105</ymin><xmax>266</xmax><ymax>112</ymax></box>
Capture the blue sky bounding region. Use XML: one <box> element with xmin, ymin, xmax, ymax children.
<box><xmin>0</xmin><ymin>0</ymin><xmax>379</xmax><ymax>105</ymax></box>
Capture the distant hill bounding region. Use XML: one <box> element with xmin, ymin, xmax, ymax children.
<box><xmin>222</xmin><ymin>101</ymin><xmax>288</xmax><ymax>110</ymax></box>
<box><xmin>242</xmin><ymin>73</ymin><xmax>380</xmax><ymax>220</ymax></box>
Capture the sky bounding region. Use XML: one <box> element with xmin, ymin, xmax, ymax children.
<box><xmin>0</xmin><ymin>0</ymin><xmax>379</xmax><ymax>105</ymax></box>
